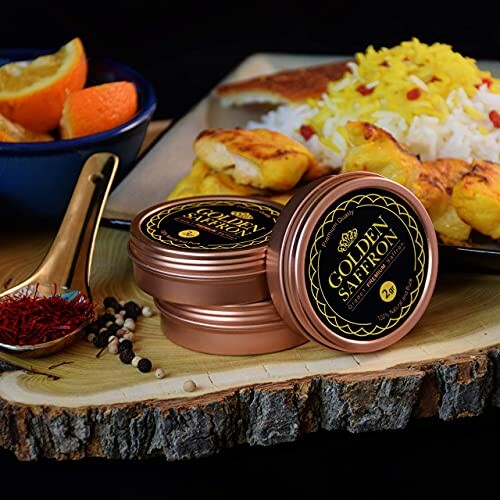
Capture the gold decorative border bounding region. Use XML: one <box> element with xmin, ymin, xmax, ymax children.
<box><xmin>143</xmin><ymin>200</ymin><xmax>281</xmax><ymax>250</ymax></box>
<box><xmin>308</xmin><ymin>192</ymin><xmax>426</xmax><ymax>337</ymax></box>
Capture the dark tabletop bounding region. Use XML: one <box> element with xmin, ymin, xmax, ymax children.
<box><xmin>1</xmin><ymin>1</ymin><xmax>499</xmax><ymax>497</ymax></box>
<box><xmin>1</xmin><ymin>409</ymin><xmax>499</xmax><ymax>498</ymax></box>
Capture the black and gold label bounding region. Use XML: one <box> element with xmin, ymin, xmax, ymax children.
<box><xmin>141</xmin><ymin>200</ymin><xmax>281</xmax><ymax>250</ymax></box>
<box><xmin>306</xmin><ymin>188</ymin><xmax>429</xmax><ymax>340</ymax></box>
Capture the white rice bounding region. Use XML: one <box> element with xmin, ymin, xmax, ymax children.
<box><xmin>247</xmin><ymin>84</ymin><xmax>500</xmax><ymax>166</ymax></box>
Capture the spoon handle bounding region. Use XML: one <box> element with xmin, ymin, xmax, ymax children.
<box><xmin>22</xmin><ymin>153</ymin><xmax>118</xmax><ymax>299</ymax></box>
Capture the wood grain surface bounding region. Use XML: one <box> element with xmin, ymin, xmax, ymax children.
<box><xmin>1</xmin><ymin>123</ymin><xmax>500</xmax><ymax>461</ymax></box>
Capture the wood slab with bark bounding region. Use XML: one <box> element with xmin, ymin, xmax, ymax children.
<box><xmin>0</xmin><ymin>123</ymin><xmax>499</xmax><ymax>461</ymax></box>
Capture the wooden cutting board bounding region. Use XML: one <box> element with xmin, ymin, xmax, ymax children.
<box><xmin>1</xmin><ymin>123</ymin><xmax>500</xmax><ymax>462</ymax></box>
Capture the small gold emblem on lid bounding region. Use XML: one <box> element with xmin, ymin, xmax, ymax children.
<box><xmin>231</xmin><ymin>211</ymin><xmax>253</xmax><ymax>220</ymax></box>
<box><xmin>337</xmin><ymin>229</ymin><xmax>358</xmax><ymax>253</ymax></box>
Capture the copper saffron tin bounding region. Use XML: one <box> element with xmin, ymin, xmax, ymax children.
<box><xmin>266</xmin><ymin>172</ymin><xmax>439</xmax><ymax>353</ymax></box>
<box><xmin>129</xmin><ymin>196</ymin><xmax>282</xmax><ymax>305</ymax></box>
<box><xmin>155</xmin><ymin>298</ymin><xmax>307</xmax><ymax>355</ymax></box>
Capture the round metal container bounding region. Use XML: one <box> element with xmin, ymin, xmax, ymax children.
<box><xmin>155</xmin><ymin>298</ymin><xmax>307</xmax><ymax>355</ymax></box>
<box><xmin>129</xmin><ymin>196</ymin><xmax>282</xmax><ymax>305</ymax></box>
<box><xmin>266</xmin><ymin>172</ymin><xmax>439</xmax><ymax>353</ymax></box>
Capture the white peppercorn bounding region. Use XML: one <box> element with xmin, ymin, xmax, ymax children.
<box><xmin>123</xmin><ymin>318</ymin><xmax>136</xmax><ymax>331</ymax></box>
<box><xmin>183</xmin><ymin>380</ymin><xmax>197</xmax><ymax>392</ymax></box>
<box><xmin>108</xmin><ymin>342</ymin><xmax>119</xmax><ymax>355</ymax></box>
<box><xmin>142</xmin><ymin>306</ymin><xmax>153</xmax><ymax>317</ymax></box>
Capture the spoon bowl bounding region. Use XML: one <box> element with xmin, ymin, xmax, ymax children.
<box><xmin>0</xmin><ymin>153</ymin><xmax>118</xmax><ymax>358</ymax></box>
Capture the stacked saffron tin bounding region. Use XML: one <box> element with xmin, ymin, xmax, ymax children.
<box><xmin>129</xmin><ymin>196</ymin><xmax>306</xmax><ymax>354</ymax></box>
<box><xmin>129</xmin><ymin>173</ymin><xmax>438</xmax><ymax>355</ymax></box>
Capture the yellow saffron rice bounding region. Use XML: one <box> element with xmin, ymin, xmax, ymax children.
<box><xmin>250</xmin><ymin>39</ymin><xmax>500</xmax><ymax>165</ymax></box>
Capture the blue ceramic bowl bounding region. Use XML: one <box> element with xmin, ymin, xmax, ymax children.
<box><xmin>0</xmin><ymin>49</ymin><xmax>157</xmax><ymax>225</ymax></box>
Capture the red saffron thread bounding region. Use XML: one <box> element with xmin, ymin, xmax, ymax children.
<box><xmin>0</xmin><ymin>286</ymin><xmax>94</xmax><ymax>346</ymax></box>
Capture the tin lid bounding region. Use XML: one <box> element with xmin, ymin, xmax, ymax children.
<box><xmin>129</xmin><ymin>196</ymin><xmax>282</xmax><ymax>280</ymax></box>
<box><xmin>266</xmin><ymin>173</ymin><xmax>439</xmax><ymax>353</ymax></box>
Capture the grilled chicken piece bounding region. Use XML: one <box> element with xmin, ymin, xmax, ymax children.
<box><xmin>413</xmin><ymin>161</ymin><xmax>472</xmax><ymax>244</ymax></box>
<box><xmin>301</xmin><ymin>161</ymin><xmax>339</xmax><ymax>182</ymax></box>
<box><xmin>266</xmin><ymin>191</ymin><xmax>295</xmax><ymax>205</ymax></box>
<box><xmin>452</xmin><ymin>160</ymin><xmax>500</xmax><ymax>240</ymax></box>
<box><xmin>167</xmin><ymin>159</ymin><xmax>294</xmax><ymax>206</ymax></box>
<box><xmin>215</xmin><ymin>61</ymin><xmax>351</xmax><ymax>107</ymax></box>
<box><xmin>411</xmin><ymin>161</ymin><xmax>449</xmax><ymax>220</ymax></box>
<box><xmin>431</xmin><ymin>208</ymin><xmax>473</xmax><ymax>245</ymax></box>
<box><xmin>424</xmin><ymin>158</ymin><xmax>472</xmax><ymax>194</ymax></box>
<box><xmin>194</xmin><ymin>128</ymin><xmax>318</xmax><ymax>191</ymax></box>
<box><xmin>419</xmin><ymin>158</ymin><xmax>474</xmax><ymax>244</ymax></box>
<box><xmin>167</xmin><ymin>159</ymin><xmax>266</xmax><ymax>201</ymax></box>
<box><xmin>343</xmin><ymin>121</ymin><xmax>472</xmax><ymax>244</ymax></box>
<box><xmin>343</xmin><ymin>121</ymin><xmax>421</xmax><ymax>188</ymax></box>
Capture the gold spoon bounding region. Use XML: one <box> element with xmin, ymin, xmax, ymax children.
<box><xmin>0</xmin><ymin>152</ymin><xmax>119</xmax><ymax>358</ymax></box>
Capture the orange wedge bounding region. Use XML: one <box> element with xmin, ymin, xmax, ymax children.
<box><xmin>0</xmin><ymin>38</ymin><xmax>87</xmax><ymax>133</ymax></box>
<box><xmin>0</xmin><ymin>113</ymin><xmax>53</xmax><ymax>142</ymax></box>
<box><xmin>60</xmin><ymin>81</ymin><xmax>138</xmax><ymax>139</ymax></box>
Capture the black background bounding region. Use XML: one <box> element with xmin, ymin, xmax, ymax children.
<box><xmin>1</xmin><ymin>1</ymin><xmax>499</xmax><ymax>498</ymax></box>
<box><xmin>1</xmin><ymin>0</ymin><xmax>499</xmax><ymax>121</ymax></box>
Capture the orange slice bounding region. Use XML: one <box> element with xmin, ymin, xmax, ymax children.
<box><xmin>0</xmin><ymin>38</ymin><xmax>87</xmax><ymax>133</ymax></box>
<box><xmin>60</xmin><ymin>81</ymin><xmax>138</xmax><ymax>139</ymax></box>
<box><xmin>0</xmin><ymin>113</ymin><xmax>53</xmax><ymax>142</ymax></box>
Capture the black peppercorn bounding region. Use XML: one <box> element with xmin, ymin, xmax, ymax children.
<box><xmin>87</xmin><ymin>321</ymin><xmax>99</xmax><ymax>333</ymax></box>
<box><xmin>98</xmin><ymin>313</ymin><xmax>115</xmax><ymax>326</ymax></box>
<box><xmin>137</xmin><ymin>358</ymin><xmax>152</xmax><ymax>373</ymax></box>
<box><xmin>107</xmin><ymin>323</ymin><xmax>121</xmax><ymax>334</ymax></box>
<box><xmin>118</xmin><ymin>339</ymin><xmax>133</xmax><ymax>352</ymax></box>
<box><xmin>104</xmin><ymin>328</ymin><xmax>115</xmax><ymax>339</ymax></box>
<box><xmin>124</xmin><ymin>301</ymin><xmax>142</xmax><ymax>317</ymax></box>
<box><xmin>119</xmin><ymin>349</ymin><xmax>135</xmax><ymax>364</ymax></box>
<box><xmin>103</xmin><ymin>296</ymin><xmax>121</xmax><ymax>312</ymax></box>
<box><xmin>124</xmin><ymin>311</ymin><xmax>138</xmax><ymax>321</ymax></box>
<box><xmin>93</xmin><ymin>331</ymin><xmax>109</xmax><ymax>348</ymax></box>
